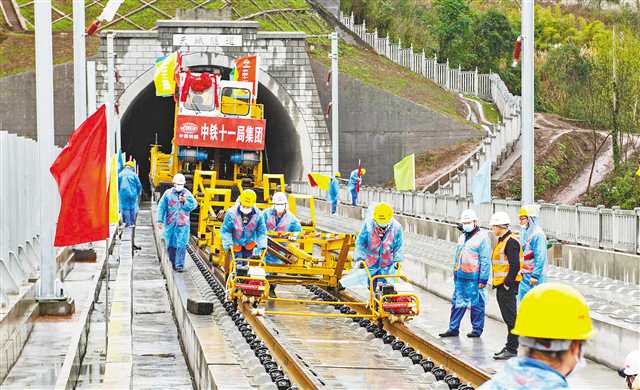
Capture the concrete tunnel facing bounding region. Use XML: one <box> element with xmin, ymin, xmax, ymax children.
<box><xmin>120</xmin><ymin>70</ymin><xmax>304</xmax><ymax>193</ymax></box>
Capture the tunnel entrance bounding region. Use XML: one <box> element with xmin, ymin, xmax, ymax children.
<box><xmin>121</xmin><ymin>70</ymin><xmax>303</xmax><ymax>194</ymax></box>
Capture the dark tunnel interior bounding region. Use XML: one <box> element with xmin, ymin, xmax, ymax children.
<box><xmin>121</xmin><ymin>73</ymin><xmax>302</xmax><ymax>195</ymax></box>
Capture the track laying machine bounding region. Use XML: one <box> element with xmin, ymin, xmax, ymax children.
<box><xmin>149</xmin><ymin>55</ymin><xmax>418</xmax><ymax>323</ymax></box>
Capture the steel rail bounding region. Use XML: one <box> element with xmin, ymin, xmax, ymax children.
<box><xmin>335</xmin><ymin>290</ymin><xmax>491</xmax><ymax>388</ymax></box>
<box><xmin>189</xmin><ymin>242</ymin><xmax>321</xmax><ymax>390</ymax></box>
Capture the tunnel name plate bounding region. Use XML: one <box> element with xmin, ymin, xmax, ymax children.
<box><xmin>175</xmin><ymin>115</ymin><xmax>266</xmax><ymax>150</ymax></box>
<box><xmin>173</xmin><ymin>34</ymin><xmax>243</xmax><ymax>47</ymax></box>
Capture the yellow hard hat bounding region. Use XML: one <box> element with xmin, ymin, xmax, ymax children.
<box><xmin>335</xmin><ymin>172</ymin><xmax>341</xmax><ymax>178</ymax></box>
<box><xmin>373</xmin><ymin>202</ymin><xmax>393</xmax><ymax>225</ymax></box>
<box><xmin>512</xmin><ymin>283</ymin><xmax>593</xmax><ymax>340</ymax></box>
<box><xmin>518</xmin><ymin>207</ymin><xmax>528</xmax><ymax>217</ymax></box>
<box><xmin>239</xmin><ymin>189</ymin><xmax>257</xmax><ymax>208</ymax></box>
<box><xmin>125</xmin><ymin>160</ymin><xmax>136</xmax><ymax>168</ymax></box>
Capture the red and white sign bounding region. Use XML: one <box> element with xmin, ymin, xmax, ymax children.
<box><xmin>175</xmin><ymin>115</ymin><xmax>266</xmax><ymax>150</ymax></box>
<box><xmin>234</xmin><ymin>55</ymin><xmax>258</xmax><ymax>98</ymax></box>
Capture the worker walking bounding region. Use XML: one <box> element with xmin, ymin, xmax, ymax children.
<box><xmin>478</xmin><ymin>283</ymin><xmax>594</xmax><ymax>389</ymax></box>
<box><xmin>221</xmin><ymin>189</ymin><xmax>267</xmax><ymax>260</ymax></box>
<box><xmin>489</xmin><ymin>212</ymin><xmax>523</xmax><ymax>360</ymax></box>
<box><xmin>518</xmin><ymin>204</ymin><xmax>548</xmax><ymax>302</ymax></box>
<box><xmin>620</xmin><ymin>350</ymin><xmax>640</xmax><ymax>390</ymax></box>
<box><xmin>328</xmin><ymin>172</ymin><xmax>341</xmax><ymax>214</ymax></box>
<box><xmin>439</xmin><ymin>209</ymin><xmax>491</xmax><ymax>338</ymax></box>
<box><xmin>262</xmin><ymin>192</ymin><xmax>302</xmax><ymax>265</ymax></box>
<box><xmin>157</xmin><ymin>173</ymin><xmax>198</xmax><ymax>272</ymax></box>
<box><xmin>354</xmin><ymin>202</ymin><xmax>403</xmax><ymax>289</ymax></box>
<box><xmin>118</xmin><ymin>161</ymin><xmax>142</xmax><ymax>227</ymax></box>
<box><xmin>348</xmin><ymin>168</ymin><xmax>366</xmax><ymax>206</ymax></box>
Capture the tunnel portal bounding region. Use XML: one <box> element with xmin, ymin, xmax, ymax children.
<box><xmin>121</xmin><ymin>74</ymin><xmax>303</xmax><ymax>193</ymax></box>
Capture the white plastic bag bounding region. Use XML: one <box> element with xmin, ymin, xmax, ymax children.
<box><xmin>339</xmin><ymin>267</ymin><xmax>370</xmax><ymax>288</ymax></box>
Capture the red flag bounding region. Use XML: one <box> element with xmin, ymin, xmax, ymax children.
<box><xmin>50</xmin><ymin>105</ymin><xmax>109</xmax><ymax>247</ymax></box>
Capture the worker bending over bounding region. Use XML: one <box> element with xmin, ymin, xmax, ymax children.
<box><xmin>221</xmin><ymin>189</ymin><xmax>267</xmax><ymax>260</ymax></box>
<box><xmin>489</xmin><ymin>211</ymin><xmax>523</xmax><ymax>360</ymax></box>
<box><xmin>518</xmin><ymin>204</ymin><xmax>548</xmax><ymax>302</ymax></box>
<box><xmin>262</xmin><ymin>191</ymin><xmax>302</xmax><ymax>265</ymax></box>
<box><xmin>620</xmin><ymin>350</ymin><xmax>640</xmax><ymax>390</ymax></box>
<box><xmin>157</xmin><ymin>173</ymin><xmax>198</xmax><ymax>272</ymax></box>
<box><xmin>479</xmin><ymin>283</ymin><xmax>593</xmax><ymax>389</ymax></box>
<box><xmin>440</xmin><ymin>209</ymin><xmax>491</xmax><ymax>338</ymax></box>
<box><xmin>354</xmin><ymin>202</ymin><xmax>403</xmax><ymax>288</ymax></box>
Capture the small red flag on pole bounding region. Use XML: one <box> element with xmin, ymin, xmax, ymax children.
<box><xmin>50</xmin><ymin>105</ymin><xmax>109</xmax><ymax>247</ymax></box>
<box><xmin>356</xmin><ymin>159</ymin><xmax>362</xmax><ymax>193</ymax></box>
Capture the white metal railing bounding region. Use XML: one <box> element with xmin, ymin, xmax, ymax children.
<box><xmin>340</xmin><ymin>11</ymin><xmax>522</xmax><ymax>196</ymax></box>
<box><xmin>291</xmin><ymin>181</ymin><xmax>640</xmax><ymax>255</ymax></box>
<box><xmin>0</xmin><ymin>131</ymin><xmax>58</xmax><ymax>305</ymax></box>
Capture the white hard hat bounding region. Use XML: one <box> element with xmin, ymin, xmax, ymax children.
<box><xmin>623</xmin><ymin>350</ymin><xmax>640</xmax><ymax>376</ymax></box>
<box><xmin>460</xmin><ymin>209</ymin><xmax>478</xmax><ymax>223</ymax></box>
<box><xmin>172</xmin><ymin>173</ymin><xmax>186</xmax><ymax>185</ymax></box>
<box><xmin>523</xmin><ymin>204</ymin><xmax>540</xmax><ymax>218</ymax></box>
<box><xmin>490</xmin><ymin>211</ymin><xmax>511</xmax><ymax>226</ymax></box>
<box><xmin>272</xmin><ymin>192</ymin><xmax>288</xmax><ymax>205</ymax></box>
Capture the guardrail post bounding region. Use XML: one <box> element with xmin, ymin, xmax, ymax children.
<box><xmin>612</xmin><ymin>206</ymin><xmax>620</xmax><ymax>250</ymax></box>
<box><xmin>0</xmin><ymin>258</ymin><xmax>20</xmax><ymax>294</ymax></box>
<box><xmin>574</xmin><ymin>203</ymin><xmax>582</xmax><ymax>245</ymax></box>
<box><xmin>635</xmin><ymin>208</ymin><xmax>640</xmax><ymax>254</ymax></box>
<box><xmin>474</xmin><ymin>67</ymin><xmax>479</xmax><ymax>96</ymax></box>
<box><xmin>8</xmin><ymin>251</ymin><xmax>26</xmax><ymax>285</ymax></box>
<box><xmin>597</xmin><ymin>205</ymin><xmax>604</xmax><ymax>249</ymax></box>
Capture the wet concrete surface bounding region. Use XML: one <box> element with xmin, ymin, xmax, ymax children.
<box><xmin>2</xmin><ymin>249</ymin><xmax>107</xmax><ymax>388</ymax></box>
<box><xmin>302</xmin><ymin>207</ymin><xmax>623</xmax><ymax>390</ymax></box>
<box><xmin>262</xmin><ymin>285</ymin><xmax>433</xmax><ymax>389</ymax></box>
<box><xmin>129</xmin><ymin>211</ymin><xmax>194</xmax><ymax>389</ymax></box>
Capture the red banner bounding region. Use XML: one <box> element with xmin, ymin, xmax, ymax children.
<box><xmin>175</xmin><ymin>115</ymin><xmax>266</xmax><ymax>150</ymax></box>
<box><xmin>235</xmin><ymin>55</ymin><xmax>257</xmax><ymax>85</ymax></box>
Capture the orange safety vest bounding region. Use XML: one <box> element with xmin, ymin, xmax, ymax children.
<box><xmin>492</xmin><ymin>233</ymin><xmax>523</xmax><ymax>287</ymax></box>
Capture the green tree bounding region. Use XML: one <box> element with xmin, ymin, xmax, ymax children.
<box><xmin>433</xmin><ymin>0</ymin><xmax>473</xmax><ymax>62</ymax></box>
<box><xmin>469</xmin><ymin>9</ymin><xmax>515</xmax><ymax>73</ymax></box>
<box><xmin>589</xmin><ymin>27</ymin><xmax>640</xmax><ymax>168</ymax></box>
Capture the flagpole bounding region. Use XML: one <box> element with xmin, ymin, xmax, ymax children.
<box><xmin>330</xmin><ymin>29</ymin><xmax>339</xmax><ymax>175</ymax></box>
<box><xmin>35</xmin><ymin>0</ymin><xmax>57</xmax><ymax>299</ymax></box>
<box><xmin>73</xmin><ymin>0</ymin><xmax>87</xmax><ymax>127</ymax></box>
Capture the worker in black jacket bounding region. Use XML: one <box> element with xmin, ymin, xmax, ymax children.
<box><xmin>489</xmin><ymin>211</ymin><xmax>523</xmax><ymax>360</ymax></box>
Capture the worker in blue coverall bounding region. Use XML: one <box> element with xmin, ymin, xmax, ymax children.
<box><xmin>347</xmin><ymin>168</ymin><xmax>366</xmax><ymax>206</ymax></box>
<box><xmin>327</xmin><ymin>172</ymin><xmax>341</xmax><ymax>214</ymax></box>
<box><xmin>518</xmin><ymin>204</ymin><xmax>548</xmax><ymax>303</ymax></box>
<box><xmin>157</xmin><ymin>173</ymin><xmax>198</xmax><ymax>272</ymax></box>
<box><xmin>220</xmin><ymin>189</ymin><xmax>267</xmax><ymax>261</ymax></box>
<box><xmin>479</xmin><ymin>283</ymin><xmax>593</xmax><ymax>390</ymax></box>
<box><xmin>439</xmin><ymin>209</ymin><xmax>491</xmax><ymax>338</ymax></box>
<box><xmin>118</xmin><ymin>161</ymin><xmax>142</xmax><ymax>227</ymax></box>
<box><xmin>262</xmin><ymin>191</ymin><xmax>302</xmax><ymax>265</ymax></box>
<box><xmin>354</xmin><ymin>202</ymin><xmax>403</xmax><ymax>289</ymax></box>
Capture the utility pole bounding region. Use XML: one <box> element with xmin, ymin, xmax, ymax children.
<box><xmin>330</xmin><ymin>29</ymin><xmax>339</xmax><ymax>174</ymax></box>
<box><xmin>521</xmin><ymin>0</ymin><xmax>535</xmax><ymax>205</ymax></box>
<box><xmin>34</xmin><ymin>0</ymin><xmax>59</xmax><ymax>302</ymax></box>
<box><xmin>73</xmin><ymin>0</ymin><xmax>87</xmax><ymax>127</ymax></box>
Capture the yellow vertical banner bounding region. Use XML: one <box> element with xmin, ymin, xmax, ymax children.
<box><xmin>393</xmin><ymin>154</ymin><xmax>415</xmax><ymax>191</ymax></box>
<box><xmin>109</xmin><ymin>154</ymin><xmax>120</xmax><ymax>224</ymax></box>
<box><xmin>154</xmin><ymin>52</ymin><xmax>178</xmax><ymax>96</ymax></box>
